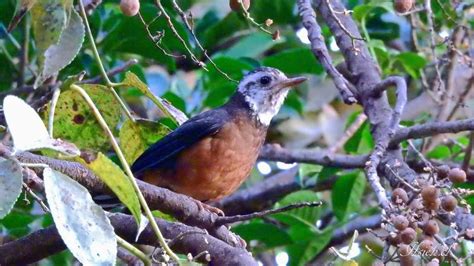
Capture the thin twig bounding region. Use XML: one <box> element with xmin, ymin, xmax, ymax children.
<box><xmin>80</xmin><ymin>59</ymin><xmax>138</xmax><ymax>84</ymax></box>
<box><xmin>238</xmin><ymin>1</ymin><xmax>273</xmax><ymax>36</ymax></box>
<box><xmin>324</xmin><ymin>0</ymin><xmax>365</xmax><ymax>46</ymax></box>
<box><xmin>78</xmin><ymin>0</ymin><xmax>135</xmax><ymax>122</ymax></box>
<box><xmin>329</xmin><ymin>113</ymin><xmax>367</xmax><ymax>153</ymax></box>
<box><xmin>297</xmin><ymin>0</ymin><xmax>357</xmax><ymax>104</ymax></box>
<box><xmin>48</xmin><ymin>88</ymin><xmax>61</xmax><ymax>138</ymax></box>
<box><xmin>22</xmin><ymin>182</ymin><xmax>50</xmax><ymax>213</ymax></box>
<box><xmin>116</xmin><ymin>235</ymin><xmax>152</xmax><ymax>266</ymax></box>
<box><xmin>170</xmin><ymin>0</ymin><xmax>237</xmax><ymax>83</ymax></box>
<box><xmin>215</xmin><ymin>201</ymin><xmax>322</xmax><ymax>226</ymax></box>
<box><xmin>398</xmin><ymin>6</ymin><xmax>426</xmax><ymax>16</ymax></box>
<box><xmin>385</xmin><ymin>164</ymin><xmax>420</xmax><ymax>192</ymax></box>
<box><xmin>137</xmin><ymin>11</ymin><xmax>183</xmax><ymax>59</ymax></box>
<box><xmin>462</xmin><ymin>132</ymin><xmax>474</xmax><ymax>172</ymax></box>
<box><xmin>425</xmin><ymin>0</ymin><xmax>444</xmax><ymax>93</ymax></box>
<box><xmin>154</xmin><ymin>0</ymin><xmax>207</xmax><ymax>70</ymax></box>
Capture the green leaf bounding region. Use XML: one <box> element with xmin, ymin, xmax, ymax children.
<box><xmin>101</xmin><ymin>3</ymin><xmax>189</xmax><ymax>71</ymax></box>
<box><xmin>4</xmin><ymin>95</ymin><xmax>79</xmax><ymax>156</ymax></box>
<box><xmin>223</xmin><ymin>32</ymin><xmax>278</xmax><ymax>58</ymax></box>
<box><xmin>344</xmin><ymin>115</ymin><xmax>372</xmax><ymax>154</ymax></box>
<box><xmin>250</xmin><ymin>0</ymin><xmax>298</xmax><ymax>25</ymax></box>
<box><xmin>78</xmin><ymin>152</ymin><xmax>141</xmax><ymax>226</ymax></box>
<box><xmin>332</xmin><ymin>171</ymin><xmax>367</xmax><ymax>221</ymax></box>
<box><xmin>232</xmin><ymin>222</ymin><xmax>293</xmax><ymax>248</ymax></box>
<box><xmin>263</xmin><ymin>48</ymin><xmax>324</xmax><ymax>75</ymax></box>
<box><xmin>119</xmin><ymin>118</ymin><xmax>171</xmax><ymax>164</ymax></box>
<box><xmin>353</xmin><ymin>2</ymin><xmax>393</xmax><ymax>22</ymax></box>
<box><xmin>0</xmin><ymin>158</ymin><xmax>23</xmax><ymax>219</ymax></box>
<box><xmin>122</xmin><ymin>71</ymin><xmax>187</xmax><ymax>125</ymax></box>
<box><xmin>275</xmin><ymin>190</ymin><xmax>322</xmax><ymax>224</ymax></box>
<box><xmin>202</xmin><ymin>12</ymin><xmax>248</xmax><ymax>48</ymax></box>
<box><xmin>203</xmin><ymin>57</ymin><xmax>253</xmax><ymax>107</ymax></box>
<box><xmin>31</xmin><ymin>0</ymin><xmax>72</xmax><ymax>65</ymax></box>
<box><xmin>427</xmin><ymin>145</ymin><xmax>451</xmax><ymax>159</ymax></box>
<box><xmin>287</xmin><ymin>229</ymin><xmax>333</xmax><ymax>266</ymax></box>
<box><xmin>395</xmin><ymin>52</ymin><xmax>428</xmax><ymax>79</ymax></box>
<box><xmin>35</xmin><ymin>8</ymin><xmax>84</xmax><ymax>88</ymax></box>
<box><xmin>43</xmin><ymin>168</ymin><xmax>117</xmax><ymax>265</ymax></box>
<box><xmin>46</xmin><ymin>84</ymin><xmax>122</xmax><ymax>151</ymax></box>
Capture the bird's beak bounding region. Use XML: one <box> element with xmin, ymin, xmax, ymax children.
<box><xmin>276</xmin><ymin>76</ymin><xmax>307</xmax><ymax>89</ymax></box>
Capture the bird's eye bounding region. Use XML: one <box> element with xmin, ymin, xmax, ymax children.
<box><xmin>259</xmin><ymin>76</ymin><xmax>271</xmax><ymax>85</ymax></box>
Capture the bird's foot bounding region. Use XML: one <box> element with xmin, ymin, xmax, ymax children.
<box><xmin>195</xmin><ymin>200</ymin><xmax>225</xmax><ymax>216</ymax></box>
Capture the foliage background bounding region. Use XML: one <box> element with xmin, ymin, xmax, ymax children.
<box><xmin>0</xmin><ymin>0</ymin><xmax>473</xmax><ymax>265</ymax></box>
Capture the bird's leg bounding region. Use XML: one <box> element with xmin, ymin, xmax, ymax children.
<box><xmin>194</xmin><ymin>199</ymin><xmax>225</xmax><ymax>216</ymax></box>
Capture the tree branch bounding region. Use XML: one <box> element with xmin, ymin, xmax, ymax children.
<box><xmin>0</xmin><ymin>213</ymin><xmax>256</xmax><ymax>265</ymax></box>
<box><xmin>14</xmin><ymin>150</ymin><xmax>244</xmax><ymax>248</ymax></box>
<box><xmin>297</xmin><ymin>0</ymin><xmax>357</xmax><ymax>104</ymax></box>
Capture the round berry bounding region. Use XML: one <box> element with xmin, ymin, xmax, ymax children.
<box><xmin>424</xmin><ymin>220</ymin><xmax>439</xmax><ymax>236</ymax></box>
<box><xmin>400</xmin><ymin>227</ymin><xmax>416</xmax><ymax>244</ymax></box>
<box><xmin>120</xmin><ymin>0</ymin><xmax>140</xmax><ymax>16</ymax></box>
<box><xmin>394</xmin><ymin>215</ymin><xmax>409</xmax><ymax>231</ymax></box>
<box><xmin>392</xmin><ymin>188</ymin><xmax>409</xmax><ymax>204</ymax></box>
<box><xmin>426</xmin><ymin>258</ymin><xmax>440</xmax><ymax>266</ymax></box>
<box><xmin>398</xmin><ymin>244</ymin><xmax>413</xmax><ymax>265</ymax></box>
<box><xmin>229</xmin><ymin>0</ymin><xmax>251</xmax><ymax>11</ymax></box>
<box><xmin>423</xmin><ymin>198</ymin><xmax>441</xmax><ymax>211</ymax></box>
<box><xmin>441</xmin><ymin>195</ymin><xmax>458</xmax><ymax>212</ymax></box>
<box><xmin>448</xmin><ymin>168</ymin><xmax>467</xmax><ymax>183</ymax></box>
<box><xmin>436</xmin><ymin>165</ymin><xmax>450</xmax><ymax>179</ymax></box>
<box><xmin>394</xmin><ymin>0</ymin><xmax>414</xmax><ymax>13</ymax></box>
<box><xmin>420</xmin><ymin>239</ymin><xmax>434</xmax><ymax>252</ymax></box>
<box><xmin>421</xmin><ymin>185</ymin><xmax>439</xmax><ymax>201</ymax></box>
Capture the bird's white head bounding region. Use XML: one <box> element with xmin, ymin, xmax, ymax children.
<box><xmin>238</xmin><ymin>67</ymin><xmax>306</xmax><ymax>126</ymax></box>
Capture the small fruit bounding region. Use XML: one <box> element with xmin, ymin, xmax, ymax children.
<box><xmin>426</xmin><ymin>258</ymin><xmax>440</xmax><ymax>266</ymax></box>
<box><xmin>423</xmin><ymin>198</ymin><xmax>441</xmax><ymax>211</ymax></box>
<box><xmin>448</xmin><ymin>168</ymin><xmax>467</xmax><ymax>183</ymax></box>
<box><xmin>400</xmin><ymin>227</ymin><xmax>416</xmax><ymax>244</ymax></box>
<box><xmin>441</xmin><ymin>195</ymin><xmax>458</xmax><ymax>212</ymax></box>
<box><xmin>398</xmin><ymin>244</ymin><xmax>413</xmax><ymax>266</ymax></box>
<box><xmin>230</xmin><ymin>0</ymin><xmax>250</xmax><ymax>11</ymax></box>
<box><xmin>388</xmin><ymin>233</ymin><xmax>402</xmax><ymax>246</ymax></box>
<box><xmin>120</xmin><ymin>0</ymin><xmax>140</xmax><ymax>16</ymax></box>
<box><xmin>394</xmin><ymin>215</ymin><xmax>409</xmax><ymax>231</ymax></box>
<box><xmin>398</xmin><ymin>243</ymin><xmax>411</xmax><ymax>256</ymax></box>
<box><xmin>394</xmin><ymin>0</ymin><xmax>414</xmax><ymax>13</ymax></box>
<box><xmin>421</xmin><ymin>185</ymin><xmax>439</xmax><ymax>201</ymax></box>
<box><xmin>392</xmin><ymin>188</ymin><xmax>409</xmax><ymax>204</ymax></box>
<box><xmin>265</xmin><ymin>19</ymin><xmax>273</xmax><ymax>27</ymax></box>
<box><xmin>409</xmin><ymin>198</ymin><xmax>423</xmax><ymax>210</ymax></box>
<box><xmin>437</xmin><ymin>165</ymin><xmax>450</xmax><ymax>179</ymax></box>
<box><xmin>424</xmin><ymin>220</ymin><xmax>439</xmax><ymax>236</ymax></box>
<box><xmin>419</xmin><ymin>239</ymin><xmax>434</xmax><ymax>252</ymax></box>
<box><xmin>272</xmin><ymin>30</ymin><xmax>280</xmax><ymax>41</ymax></box>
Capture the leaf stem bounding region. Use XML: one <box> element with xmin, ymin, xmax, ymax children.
<box><xmin>70</xmin><ymin>84</ymin><xmax>180</xmax><ymax>263</ymax></box>
<box><xmin>116</xmin><ymin>235</ymin><xmax>152</xmax><ymax>266</ymax></box>
<box><xmin>77</xmin><ymin>0</ymin><xmax>135</xmax><ymax>122</ymax></box>
<box><xmin>48</xmin><ymin>88</ymin><xmax>61</xmax><ymax>138</ymax></box>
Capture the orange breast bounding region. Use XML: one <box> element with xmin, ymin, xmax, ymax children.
<box><xmin>142</xmin><ymin>113</ymin><xmax>266</xmax><ymax>201</ymax></box>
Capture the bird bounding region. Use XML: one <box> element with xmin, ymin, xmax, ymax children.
<box><xmin>131</xmin><ymin>67</ymin><xmax>306</xmax><ymax>210</ymax></box>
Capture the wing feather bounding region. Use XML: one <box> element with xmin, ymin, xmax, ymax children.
<box><xmin>131</xmin><ymin>108</ymin><xmax>230</xmax><ymax>174</ymax></box>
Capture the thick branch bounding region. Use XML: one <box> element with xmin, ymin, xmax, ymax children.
<box><xmin>0</xmin><ymin>213</ymin><xmax>256</xmax><ymax>265</ymax></box>
<box><xmin>259</xmin><ymin>144</ymin><xmax>367</xmax><ymax>168</ymax></box>
<box><xmin>15</xmin><ymin>151</ymin><xmax>243</xmax><ymax>248</ymax></box>
<box><xmin>297</xmin><ymin>0</ymin><xmax>356</xmax><ymax>104</ymax></box>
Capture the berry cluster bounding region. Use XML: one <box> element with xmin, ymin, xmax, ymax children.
<box><xmin>374</xmin><ymin>167</ymin><xmax>471</xmax><ymax>265</ymax></box>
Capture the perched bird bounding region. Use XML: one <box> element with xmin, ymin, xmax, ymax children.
<box><xmin>131</xmin><ymin>67</ymin><xmax>306</xmax><ymax>205</ymax></box>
